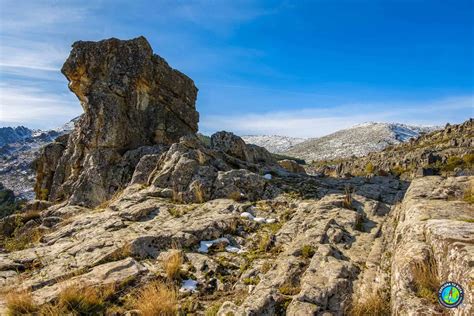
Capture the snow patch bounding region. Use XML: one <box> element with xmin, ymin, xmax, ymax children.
<box><xmin>240</xmin><ymin>212</ymin><xmax>277</xmax><ymax>224</ymax></box>
<box><xmin>197</xmin><ymin>237</ymin><xmax>229</xmax><ymax>253</ymax></box>
<box><xmin>225</xmin><ymin>245</ymin><xmax>245</xmax><ymax>253</ymax></box>
<box><xmin>180</xmin><ymin>279</ymin><xmax>198</xmax><ymax>293</ymax></box>
<box><xmin>263</xmin><ymin>174</ymin><xmax>272</xmax><ymax>180</ymax></box>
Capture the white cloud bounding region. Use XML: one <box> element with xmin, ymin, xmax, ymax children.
<box><xmin>0</xmin><ymin>83</ymin><xmax>81</xmax><ymax>129</ymax></box>
<box><xmin>200</xmin><ymin>96</ymin><xmax>474</xmax><ymax>138</ymax></box>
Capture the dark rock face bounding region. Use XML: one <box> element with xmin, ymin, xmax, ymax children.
<box><xmin>35</xmin><ymin>37</ymin><xmax>199</xmax><ymax>207</ymax></box>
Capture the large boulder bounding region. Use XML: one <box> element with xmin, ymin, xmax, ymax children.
<box><xmin>211</xmin><ymin>131</ymin><xmax>275</xmax><ymax>165</ymax></box>
<box><xmin>148</xmin><ymin>133</ymin><xmax>277</xmax><ymax>203</ymax></box>
<box><xmin>34</xmin><ymin>37</ymin><xmax>198</xmax><ymax>207</ymax></box>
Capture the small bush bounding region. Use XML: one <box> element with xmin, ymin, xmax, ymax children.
<box><xmin>38</xmin><ymin>188</ymin><xmax>49</xmax><ymax>200</ymax></box>
<box><xmin>129</xmin><ymin>280</ymin><xmax>177</xmax><ymax>316</ymax></box>
<box><xmin>301</xmin><ymin>245</ymin><xmax>315</xmax><ymax>259</ymax></box>
<box><xmin>163</xmin><ymin>249</ymin><xmax>183</xmax><ymax>280</ymax></box>
<box><xmin>5</xmin><ymin>290</ymin><xmax>39</xmax><ymax>315</ymax></box>
<box><xmin>463</xmin><ymin>153</ymin><xmax>474</xmax><ymax>166</ymax></box>
<box><xmin>365</xmin><ymin>162</ymin><xmax>375</xmax><ymax>174</ymax></box>
<box><xmin>441</xmin><ymin>156</ymin><xmax>464</xmax><ymax>171</ymax></box>
<box><xmin>390</xmin><ymin>166</ymin><xmax>405</xmax><ymax>177</ymax></box>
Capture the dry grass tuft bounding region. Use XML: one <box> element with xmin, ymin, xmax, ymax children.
<box><xmin>412</xmin><ymin>260</ymin><xmax>439</xmax><ymax>304</ymax></box>
<box><xmin>163</xmin><ymin>249</ymin><xmax>183</xmax><ymax>280</ymax></box>
<box><xmin>129</xmin><ymin>280</ymin><xmax>177</xmax><ymax>316</ymax></box>
<box><xmin>106</xmin><ymin>243</ymin><xmax>133</xmax><ymax>262</ymax></box>
<box><xmin>463</xmin><ymin>182</ymin><xmax>474</xmax><ymax>204</ymax></box>
<box><xmin>21</xmin><ymin>210</ymin><xmax>41</xmax><ymax>223</ymax></box>
<box><xmin>258</xmin><ymin>233</ymin><xmax>272</xmax><ymax>252</ymax></box>
<box><xmin>5</xmin><ymin>290</ymin><xmax>39</xmax><ymax>315</ymax></box>
<box><xmin>343</xmin><ymin>186</ymin><xmax>354</xmax><ymax>210</ymax></box>
<box><xmin>95</xmin><ymin>189</ymin><xmax>124</xmax><ymax>210</ymax></box>
<box><xmin>4</xmin><ymin>228</ymin><xmax>44</xmax><ymax>252</ymax></box>
<box><xmin>349</xmin><ymin>290</ymin><xmax>390</xmax><ymax>316</ymax></box>
<box><xmin>57</xmin><ymin>283</ymin><xmax>116</xmax><ymax>314</ymax></box>
<box><xmin>228</xmin><ymin>190</ymin><xmax>244</xmax><ymax>202</ymax></box>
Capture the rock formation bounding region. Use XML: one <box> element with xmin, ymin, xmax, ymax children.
<box><xmin>35</xmin><ymin>37</ymin><xmax>199</xmax><ymax>207</ymax></box>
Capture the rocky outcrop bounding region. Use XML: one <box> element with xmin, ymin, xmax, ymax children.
<box><xmin>34</xmin><ymin>37</ymin><xmax>199</xmax><ymax>207</ymax></box>
<box><xmin>351</xmin><ymin>176</ymin><xmax>473</xmax><ymax>315</ymax></box>
<box><xmin>148</xmin><ymin>134</ymin><xmax>278</xmax><ymax>203</ymax></box>
<box><xmin>278</xmin><ymin>159</ymin><xmax>306</xmax><ymax>174</ymax></box>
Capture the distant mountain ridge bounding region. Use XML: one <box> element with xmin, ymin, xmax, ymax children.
<box><xmin>240</xmin><ymin>135</ymin><xmax>306</xmax><ymax>153</ymax></box>
<box><xmin>283</xmin><ymin>122</ymin><xmax>441</xmax><ymax>162</ymax></box>
<box><xmin>0</xmin><ymin>117</ymin><xmax>78</xmax><ymax>199</ymax></box>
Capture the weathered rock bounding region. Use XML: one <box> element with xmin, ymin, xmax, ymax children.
<box><xmin>211</xmin><ymin>131</ymin><xmax>276</xmax><ymax>165</ymax></box>
<box><xmin>278</xmin><ymin>159</ymin><xmax>306</xmax><ymax>174</ymax></box>
<box><xmin>148</xmin><ymin>134</ymin><xmax>277</xmax><ymax>203</ymax></box>
<box><xmin>34</xmin><ymin>37</ymin><xmax>199</xmax><ymax>207</ymax></box>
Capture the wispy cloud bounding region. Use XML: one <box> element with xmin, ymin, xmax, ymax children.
<box><xmin>0</xmin><ymin>83</ymin><xmax>81</xmax><ymax>129</ymax></box>
<box><xmin>200</xmin><ymin>96</ymin><xmax>474</xmax><ymax>137</ymax></box>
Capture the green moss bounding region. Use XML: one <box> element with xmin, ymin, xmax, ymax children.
<box><xmin>279</xmin><ymin>283</ymin><xmax>301</xmax><ymax>295</ymax></box>
<box><xmin>301</xmin><ymin>245</ymin><xmax>315</xmax><ymax>259</ymax></box>
<box><xmin>243</xmin><ymin>276</ymin><xmax>260</xmax><ymax>285</ymax></box>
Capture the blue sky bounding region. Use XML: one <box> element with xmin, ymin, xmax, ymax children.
<box><xmin>0</xmin><ymin>0</ymin><xmax>472</xmax><ymax>137</ymax></box>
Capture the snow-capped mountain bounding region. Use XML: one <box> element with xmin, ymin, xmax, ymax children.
<box><xmin>0</xmin><ymin>117</ymin><xmax>79</xmax><ymax>199</ymax></box>
<box><xmin>241</xmin><ymin>135</ymin><xmax>306</xmax><ymax>153</ymax></box>
<box><xmin>284</xmin><ymin>122</ymin><xmax>441</xmax><ymax>162</ymax></box>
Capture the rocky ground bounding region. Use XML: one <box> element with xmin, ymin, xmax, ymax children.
<box><xmin>1</xmin><ymin>171</ymin><xmax>472</xmax><ymax>315</ymax></box>
<box><xmin>0</xmin><ymin>36</ymin><xmax>472</xmax><ymax>316</ymax></box>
